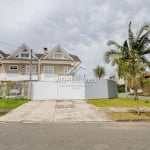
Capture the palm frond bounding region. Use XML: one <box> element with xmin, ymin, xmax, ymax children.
<box><xmin>136</xmin><ymin>30</ymin><xmax>150</xmax><ymax>52</ymax></box>
<box><xmin>107</xmin><ymin>40</ymin><xmax>122</xmax><ymax>49</ymax></box>
<box><xmin>93</xmin><ymin>66</ymin><xmax>105</xmax><ymax>79</ymax></box>
<box><xmin>104</xmin><ymin>50</ymin><xmax>121</xmax><ymax>63</ymax></box>
<box><xmin>128</xmin><ymin>21</ymin><xmax>135</xmax><ymax>50</ymax></box>
<box><xmin>141</xmin><ymin>47</ymin><xmax>150</xmax><ymax>55</ymax></box>
<box><xmin>140</xmin><ymin>56</ymin><xmax>150</xmax><ymax>68</ymax></box>
<box><xmin>136</xmin><ymin>24</ymin><xmax>150</xmax><ymax>42</ymax></box>
<box><xmin>122</xmin><ymin>40</ymin><xmax>129</xmax><ymax>59</ymax></box>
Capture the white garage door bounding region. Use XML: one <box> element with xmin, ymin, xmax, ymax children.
<box><xmin>31</xmin><ymin>81</ymin><xmax>85</xmax><ymax>100</ymax></box>
<box><xmin>32</xmin><ymin>81</ymin><xmax>57</xmax><ymax>100</ymax></box>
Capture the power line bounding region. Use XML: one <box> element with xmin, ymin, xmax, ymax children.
<box><xmin>0</xmin><ymin>41</ymin><xmax>18</xmax><ymax>48</ymax></box>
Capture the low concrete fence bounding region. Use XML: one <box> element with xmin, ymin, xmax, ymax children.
<box><xmin>31</xmin><ymin>79</ymin><xmax>117</xmax><ymax>100</ymax></box>
<box><xmin>85</xmin><ymin>80</ymin><xmax>117</xmax><ymax>99</ymax></box>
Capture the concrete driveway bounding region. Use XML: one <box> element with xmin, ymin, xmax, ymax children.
<box><xmin>0</xmin><ymin>100</ymin><xmax>111</xmax><ymax>123</ymax></box>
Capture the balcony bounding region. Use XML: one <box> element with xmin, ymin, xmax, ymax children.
<box><xmin>0</xmin><ymin>73</ymin><xmax>75</xmax><ymax>81</ymax></box>
<box><xmin>0</xmin><ymin>73</ymin><xmax>38</xmax><ymax>81</ymax></box>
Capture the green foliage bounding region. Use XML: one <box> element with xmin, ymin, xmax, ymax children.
<box><xmin>109</xmin><ymin>112</ymin><xmax>150</xmax><ymax>121</ymax></box>
<box><xmin>88</xmin><ymin>98</ymin><xmax>150</xmax><ymax>107</ymax></box>
<box><xmin>93</xmin><ymin>65</ymin><xmax>105</xmax><ymax>79</ymax></box>
<box><xmin>104</xmin><ymin>21</ymin><xmax>150</xmax><ymax>99</ymax></box>
<box><xmin>143</xmin><ymin>78</ymin><xmax>150</xmax><ymax>87</ymax></box>
<box><xmin>0</xmin><ymin>98</ymin><xmax>28</xmax><ymax>109</ymax></box>
<box><xmin>0</xmin><ymin>81</ymin><xmax>17</xmax><ymax>98</ymax></box>
<box><xmin>117</xmin><ymin>84</ymin><xmax>125</xmax><ymax>93</ymax></box>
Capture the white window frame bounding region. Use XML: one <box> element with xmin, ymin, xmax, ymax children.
<box><xmin>9</xmin><ymin>65</ymin><xmax>18</xmax><ymax>70</ymax></box>
<box><xmin>53</xmin><ymin>53</ymin><xmax>64</xmax><ymax>59</ymax></box>
<box><xmin>20</xmin><ymin>52</ymin><xmax>30</xmax><ymax>58</ymax></box>
<box><xmin>64</xmin><ymin>66</ymin><xmax>70</xmax><ymax>74</ymax></box>
<box><xmin>44</xmin><ymin>66</ymin><xmax>54</xmax><ymax>74</ymax></box>
<box><xmin>25</xmin><ymin>65</ymin><xmax>36</xmax><ymax>74</ymax></box>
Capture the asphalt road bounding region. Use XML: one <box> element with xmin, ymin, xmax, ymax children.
<box><xmin>0</xmin><ymin>123</ymin><xmax>150</xmax><ymax>150</ymax></box>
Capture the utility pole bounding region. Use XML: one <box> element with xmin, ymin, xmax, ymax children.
<box><xmin>29</xmin><ymin>49</ymin><xmax>32</xmax><ymax>100</ymax></box>
<box><xmin>30</xmin><ymin>49</ymin><xmax>33</xmax><ymax>81</ymax></box>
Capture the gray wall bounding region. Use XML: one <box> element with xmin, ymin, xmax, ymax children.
<box><xmin>107</xmin><ymin>79</ymin><xmax>118</xmax><ymax>98</ymax></box>
<box><xmin>85</xmin><ymin>79</ymin><xmax>117</xmax><ymax>99</ymax></box>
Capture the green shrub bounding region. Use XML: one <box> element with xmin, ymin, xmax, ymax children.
<box><xmin>117</xmin><ymin>84</ymin><xmax>125</xmax><ymax>93</ymax></box>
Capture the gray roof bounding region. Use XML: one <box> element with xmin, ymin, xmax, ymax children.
<box><xmin>0</xmin><ymin>50</ymin><xmax>81</xmax><ymax>62</ymax></box>
<box><xmin>0</xmin><ymin>50</ymin><xmax>9</xmax><ymax>57</ymax></box>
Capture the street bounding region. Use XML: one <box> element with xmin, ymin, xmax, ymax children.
<box><xmin>0</xmin><ymin>123</ymin><xmax>150</xmax><ymax>150</ymax></box>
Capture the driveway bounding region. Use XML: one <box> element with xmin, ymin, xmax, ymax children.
<box><xmin>0</xmin><ymin>100</ymin><xmax>111</xmax><ymax>123</ymax></box>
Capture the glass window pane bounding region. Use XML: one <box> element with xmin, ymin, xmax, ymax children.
<box><xmin>44</xmin><ymin>66</ymin><xmax>53</xmax><ymax>74</ymax></box>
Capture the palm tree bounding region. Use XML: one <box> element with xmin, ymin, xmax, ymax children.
<box><xmin>104</xmin><ymin>40</ymin><xmax>130</xmax><ymax>97</ymax></box>
<box><xmin>93</xmin><ymin>66</ymin><xmax>105</xmax><ymax>79</ymax></box>
<box><xmin>104</xmin><ymin>21</ymin><xmax>150</xmax><ymax>100</ymax></box>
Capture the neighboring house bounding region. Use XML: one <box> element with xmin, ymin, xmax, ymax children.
<box><xmin>143</xmin><ymin>72</ymin><xmax>150</xmax><ymax>94</ymax></box>
<box><xmin>0</xmin><ymin>43</ymin><xmax>81</xmax><ymax>81</ymax></box>
<box><xmin>109</xmin><ymin>74</ymin><xmax>125</xmax><ymax>85</ymax></box>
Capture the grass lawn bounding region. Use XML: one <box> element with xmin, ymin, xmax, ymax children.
<box><xmin>0</xmin><ymin>98</ymin><xmax>28</xmax><ymax>109</ymax></box>
<box><xmin>88</xmin><ymin>98</ymin><xmax>150</xmax><ymax>107</ymax></box>
<box><xmin>0</xmin><ymin>112</ymin><xmax>8</xmax><ymax>116</ymax></box>
<box><xmin>109</xmin><ymin>112</ymin><xmax>150</xmax><ymax>121</ymax></box>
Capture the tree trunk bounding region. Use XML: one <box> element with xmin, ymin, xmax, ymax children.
<box><xmin>133</xmin><ymin>88</ymin><xmax>138</xmax><ymax>100</ymax></box>
<box><xmin>125</xmin><ymin>78</ymin><xmax>128</xmax><ymax>98</ymax></box>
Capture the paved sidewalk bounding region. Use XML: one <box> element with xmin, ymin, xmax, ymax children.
<box><xmin>0</xmin><ymin>100</ymin><xmax>112</xmax><ymax>123</ymax></box>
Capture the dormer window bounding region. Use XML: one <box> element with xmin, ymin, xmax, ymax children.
<box><xmin>54</xmin><ymin>53</ymin><xmax>64</xmax><ymax>59</ymax></box>
<box><xmin>20</xmin><ymin>52</ymin><xmax>30</xmax><ymax>58</ymax></box>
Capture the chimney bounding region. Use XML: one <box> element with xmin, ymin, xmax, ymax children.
<box><xmin>43</xmin><ymin>47</ymin><xmax>48</xmax><ymax>55</ymax></box>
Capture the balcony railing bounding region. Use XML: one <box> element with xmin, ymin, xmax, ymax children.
<box><xmin>0</xmin><ymin>72</ymin><xmax>75</xmax><ymax>81</ymax></box>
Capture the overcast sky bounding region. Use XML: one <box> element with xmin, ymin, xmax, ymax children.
<box><xmin>0</xmin><ymin>0</ymin><xmax>150</xmax><ymax>77</ymax></box>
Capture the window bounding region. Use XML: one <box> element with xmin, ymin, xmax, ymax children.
<box><xmin>44</xmin><ymin>66</ymin><xmax>54</xmax><ymax>74</ymax></box>
<box><xmin>54</xmin><ymin>53</ymin><xmax>64</xmax><ymax>59</ymax></box>
<box><xmin>64</xmin><ymin>66</ymin><xmax>72</xmax><ymax>74</ymax></box>
<box><xmin>25</xmin><ymin>65</ymin><xmax>36</xmax><ymax>74</ymax></box>
<box><xmin>9</xmin><ymin>65</ymin><xmax>18</xmax><ymax>70</ymax></box>
<box><xmin>20</xmin><ymin>52</ymin><xmax>30</xmax><ymax>58</ymax></box>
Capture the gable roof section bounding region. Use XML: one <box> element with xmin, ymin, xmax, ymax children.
<box><xmin>7</xmin><ymin>43</ymin><xmax>39</xmax><ymax>60</ymax></box>
<box><xmin>35</xmin><ymin>53</ymin><xmax>43</xmax><ymax>59</ymax></box>
<box><xmin>0</xmin><ymin>50</ymin><xmax>10</xmax><ymax>60</ymax></box>
<box><xmin>69</xmin><ymin>54</ymin><xmax>81</xmax><ymax>62</ymax></box>
<box><xmin>0</xmin><ymin>44</ymin><xmax>81</xmax><ymax>62</ymax></box>
<box><xmin>42</xmin><ymin>44</ymin><xmax>74</xmax><ymax>61</ymax></box>
<box><xmin>0</xmin><ymin>50</ymin><xmax>4</xmax><ymax>59</ymax></box>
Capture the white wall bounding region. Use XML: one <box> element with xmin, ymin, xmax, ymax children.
<box><xmin>31</xmin><ymin>79</ymin><xmax>117</xmax><ymax>100</ymax></box>
<box><xmin>31</xmin><ymin>81</ymin><xmax>57</xmax><ymax>100</ymax></box>
<box><xmin>31</xmin><ymin>81</ymin><xmax>85</xmax><ymax>100</ymax></box>
<box><xmin>57</xmin><ymin>81</ymin><xmax>85</xmax><ymax>99</ymax></box>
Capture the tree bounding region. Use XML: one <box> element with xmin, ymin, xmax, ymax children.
<box><xmin>93</xmin><ymin>66</ymin><xmax>105</xmax><ymax>79</ymax></box>
<box><xmin>104</xmin><ymin>22</ymin><xmax>150</xmax><ymax>100</ymax></box>
<box><xmin>104</xmin><ymin>40</ymin><xmax>131</xmax><ymax>97</ymax></box>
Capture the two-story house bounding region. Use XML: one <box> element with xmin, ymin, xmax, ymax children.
<box><xmin>0</xmin><ymin>43</ymin><xmax>81</xmax><ymax>81</ymax></box>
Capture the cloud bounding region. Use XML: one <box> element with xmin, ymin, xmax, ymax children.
<box><xmin>0</xmin><ymin>0</ymin><xmax>150</xmax><ymax>76</ymax></box>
